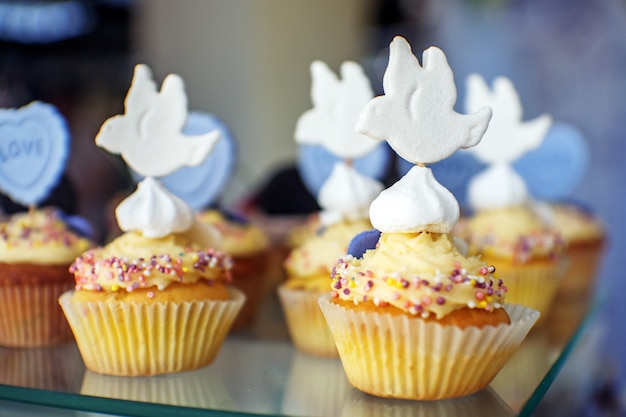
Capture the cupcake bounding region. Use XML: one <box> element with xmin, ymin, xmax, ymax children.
<box><xmin>279</xmin><ymin>214</ymin><xmax>375</xmax><ymax>357</ymax></box>
<box><xmin>278</xmin><ymin>59</ymin><xmax>387</xmax><ymax>357</ymax></box>
<box><xmin>59</xmin><ymin>64</ymin><xmax>245</xmax><ymax>376</ymax></box>
<box><xmin>547</xmin><ymin>201</ymin><xmax>605</xmax><ymax>297</ymax></box>
<box><xmin>458</xmin><ymin>74</ymin><xmax>568</xmax><ymax>319</ymax></box>
<box><xmin>0</xmin><ymin>209</ymin><xmax>91</xmax><ymax>347</ymax></box>
<box><xmin>197</xmin><ymin>209</ymin><xmax>271</xmax><ymax>329</ymax></box>
<box><xmin>0</xmin><ymin>101</ymin><xmax>93</xmax><ymax>347</ymax></box>
<box><xmin>318</xmin><ymin>36</ymin><xmax>538</xmax><ymax>400</ymax></box>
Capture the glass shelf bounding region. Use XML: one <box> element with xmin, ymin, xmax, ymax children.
<box><xmin>0</xmin><ymin>290</ymin><xmax>600</xmax><ymax>417</ymax></box>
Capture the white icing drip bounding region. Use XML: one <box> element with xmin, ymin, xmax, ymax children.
<box><xmin>115</xmin><ymin>177</ymin><xmax>194</xmax><ymax>238</ymax></box>
<box><xmin>468</xmin><ymin>163</ymin><xmax>528</xmax><ymax>210</ymax></box>
<box><xmin>317</xmin><ymin>161</ymin><xmax>383</xmax><ymax>226</ymax></box>
<box><xmin>370</xmin><ymin>165</ymin><xmax>459</xmax><ymax>233</ymax></box>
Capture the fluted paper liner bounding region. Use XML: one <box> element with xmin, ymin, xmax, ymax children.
<box><xmin>494</xmin><ymin>259</ymin><xmax>566</xmax><ymax>322</ymax></box>
<box><xmin>277</xmin><ymin>285</ymin><xmax>338</xmax><ymax>357</ymax></box>
<box><xmin>318</xmin><ymin>294</ymin><xmax>539</xmax><ymax>400</ymax></box>
<box><xmin>0</xmin><ymin>280</ymin><xmax>74</xmax><ymax>347</ymax></box>
<box><xmin>59</xmin><ymin>287</ymin><xmax>245</xmax><ymax>376</ymax></box>
<box><xmin>556</xmin><ymin>240</ymin><xmax>604</xmax><ymax>297</ymax></box>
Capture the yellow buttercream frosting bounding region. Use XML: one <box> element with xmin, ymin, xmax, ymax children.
<box><xmin>284</xmin><ymin>218</ymin><xmax>372</xmax><ymax>291</ymax></box>
<box><xmin>70</xmin><ymin>231</ymin><xmax>232</xmax><ymax>292</ymax></box>
<box><xmin>455</xmin><ymin>205</ymin><xmax>564</xmax><ymax>263</ymax></box>
<box><xmin>549</xmin><ymin>203</ymin><xmax>604</xmax><ymax>244</ymax></box>
<box><xmin>197</xmin><ymin>210</ymin><xmax>269</xmax><ymax>256</ymax></box>
<box><xmin>330</xmin><ymin>232</ymin><xmax>507</xmax><ymax>319</ymax></box>
<box><xmin>0</xmin><ymin>208</ymin><xmax>92</xmax><ymax>265</ymax></box>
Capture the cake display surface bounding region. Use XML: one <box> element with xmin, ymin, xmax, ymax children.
<box><xmin>58</xmin><ymin>64</ymin><xmax>245</xmax><ymax>376</ymax></box>
<box><xmin>0</xmin><ymin>7</ymin><xmax>612</xmax><ymax>415</ymax></box>
<box><xmin>318</xmin><ymin>36</ymin><xmax>539</xmax><ymax>400</ymax></box>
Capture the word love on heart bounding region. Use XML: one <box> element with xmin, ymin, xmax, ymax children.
<box><xmin>0</xmin><ymin>101</ymin><xmax>69</xmax><ymax>206</ymax></box>
<box><xmin>0</xmin><ymin>137</ymin><xmax>46</xmax><ymax>164</ymax></box>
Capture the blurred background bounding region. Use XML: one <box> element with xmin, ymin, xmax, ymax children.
<box><xmin>0</xmin><ymin>0</ymin><xmax>624</xmax><ymax>415</ymax></box>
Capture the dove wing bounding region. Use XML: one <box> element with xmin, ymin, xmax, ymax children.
<box><xmin>310</xmin><ymin>61</ymin><xmax>339</xmax><ymax>116</ymax></box>
<box><xmin>493</xmin><ymin>77</ymin><xmax>523</xmax><ymax>122</ymax></box>
<box><xmin>141</xmin><ymin>73</ymin><xmax>188</xmax><ymax>139</ymax></box>
<box><xmin>124</xmin><ymin>64</ymin><xmax>158</xmax><ymax>118</ymax></box>
<box><xmin>383</xmin><ymin>37</ymin><xmax>422</xmax><ymax>96</ymax></box>
<box><xmin>421</xmin><ymin>46</ymin><xmax>458</xmax><ymax>108</ymax></box>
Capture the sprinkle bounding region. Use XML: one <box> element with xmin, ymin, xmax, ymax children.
<box><xmin>343</xmin><ymin>288</ymin><xmax>350</xmax><ymax>295</ymax></box>
<box><xmin>436</xmin><ymin>296</ymin><xmax>445</xmax><ymax>305</ymax></box>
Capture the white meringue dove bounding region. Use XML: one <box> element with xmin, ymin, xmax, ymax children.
<box><xmin>356</xmin><ymin>36</ymin><xmax>492</xmax><ymax>234</ymax></box>
<box><xmin>356</xmin><ymin>36</ymin><xmax>492</xmax><ymax>165</ymax></box>
<box><xmin>295</xmin><ymin>60</ymin><xmax>379</xmax><ymax>159</ymax></box>
<box><xmin>464</xmin><ymin>74</ymin><xmax>552</xmax><ymax>210</ymax></box>
<box><xmin>95</xmin><ymin>64</ymin><xmax>220</xmax><ymax>178</ymax></box>
<box><xmin>464</xmin><ymin>74</ymin><xmax>551</xmax><ymax>164</ymax></box>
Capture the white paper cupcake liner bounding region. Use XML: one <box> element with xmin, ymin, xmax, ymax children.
<box><xmin>0</xmin><ymin>280</ymin><xmax>74</xmax><ymax>347</ymax></box>
<box><xmin>277</xmin><ymin>285</ymin><xmax>338</xmax><ymax>357</ymax></box>
<box><xmin>59</xmin><ymin>287</ymin><xmax>245</xmax><ymax>376</ymax></box>
<box><xmin>319</xmin><ymin>294</ymin><xmax>539</xmax><ymax>400</ymax></box>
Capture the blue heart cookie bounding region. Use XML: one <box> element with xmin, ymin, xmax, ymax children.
<box><xmin>297</xmin><ymin>142</ymin><xmax>391</xmax><ymax>198</ymax></box>
<box><xmin>0</xmin><ymin>101</ymin><xmax>69</xmax><ymax>206</ymax></box>
<box><xmin>514</xmin><ymin>121</ymin><xmax>589</xmax><ymax>200</ymax></box>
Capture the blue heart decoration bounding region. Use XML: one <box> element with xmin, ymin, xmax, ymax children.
<box><xmin>397</xmin><ymin>152</ymin><xmax>485</xmax><ymax>209</ymax></box>
<box><xmin>132</xmin><ymin>112</ymin><xmax>236</xmax><ymax>210</ymax></box>
<box><xmin>347</xmin><ymin>229</ymin><xmax>381</xmax><ymax>259</ymax></box>
<box><xmin>0</xmin><ymin>101</ymin><xmax>69</xmax><ymax>206</ymax></box>
<box><xmin>513</xmin><ymin>121</ymin><xmax>589</xmax><ymax>201</ymax></box>
<box><xmin>297</xmin><ymin>142</ymin><xmax>392</xmax><ymax>198</ymax></box>
<box><xmin>56</xmin><ymin>209</ymin><xmax>96</xmax><ymax>240</ymax></box>
<box><xmin>396</xmin><ymin>121</ymin><xmax>589</xmax><ymax>206</ymax></box>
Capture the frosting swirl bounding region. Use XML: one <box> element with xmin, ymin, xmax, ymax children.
<box><xmin>70</xmin><ymin>231</ymin><xmax>232</xmax><ymax>292</ymax></box>
<box><xmin>116</xmin><ymin>177</ymin><xmax>194</xmax><ymax>238</ymax></box>
<box><xmin>197</xmin><ymin>210</ymin><xmax>269</xmax><ymax>256</ymax></box>
<box><xmin>330</xmin><ymin>232</ymin><xmax>506</xmax><ymax>319</ymax></box>
<box><xmin>317</xmin><ymin>162</ymin><xmax>383</xmax><ymax>226</ymax></box>
<box><xmin>0</xmin><ymin>208</ymin><xmax>92</xmax><ymax>265</ymax></box>
<box><xmin>370</xmin><ymin>166</ymin><xmax>459</xmax><ymax>234</ymax></box>
<box><xmin>284</xmin><ymin>218</ymin><xmax>372</xmax><ymax>291</ymax></box>
<box><xmin>454</xmin><ymin>205</ymin><xmax>564</xmax><ymax>263</ymax></box>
